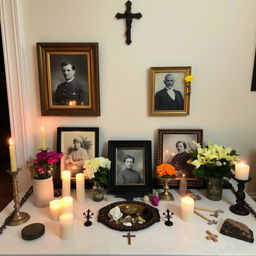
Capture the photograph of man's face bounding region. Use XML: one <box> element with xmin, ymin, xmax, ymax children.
<box><xmin>162</xmin><ymin>134</ymin><xmax>197</xmax><ymax>179</ymax></box>
<box><xmin>115</xmin><ymin>148</ymin><xmax>145</xmax><ymax>186</ymax></box>
<box><xmin>49</xmin><ymin>54</ymin><xmax>89</xmax><ymax>106</ymax></box>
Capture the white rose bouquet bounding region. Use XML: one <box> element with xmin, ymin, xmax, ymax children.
<box><xmin>83</xmin><ymin>157</ymin><xmax>111</xmax><ymax>186</ymax></box>
<box><xmin>188</xmin><ymin>141</ymin><xmax>239</xmax><ymax>178</ymax></box>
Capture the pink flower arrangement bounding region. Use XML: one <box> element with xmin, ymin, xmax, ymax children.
<box><xmin>30</xmin><ymin>151</ymin><xmax>63</xmax><ymax>179</ymax></box>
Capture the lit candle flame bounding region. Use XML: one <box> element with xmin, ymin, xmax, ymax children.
<box><xmin>9</xmin><ymin>138</ymin><xmax>13</xmax><ymax>145</ymax></box>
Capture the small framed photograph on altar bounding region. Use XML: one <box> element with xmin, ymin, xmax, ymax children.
<box><xmin>56</xmin><ymin>127</ymin><xmax>99</xmax><ymax>186</ymax></box>
<box><xmin>157</xmin><ymin>129</ymin><xmax>203</xmax><ymax>188</ymax></box>
<box><xmin>149</xmin><ymin>66</ymin><xmax>192</xmax><ymax>116</ymax></box>
<box><xmin>108</xmin><ymin>140</ymin><xmax>152</xmax><ymax>196</ymax></box>
<box><xmin>37</xmin><ymin>42</ymin><xmax>100</xmax><ymax>116</ymax></box>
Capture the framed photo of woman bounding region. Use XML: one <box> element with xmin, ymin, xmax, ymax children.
<box><xmin>157</xmin><ymin>129</ymin><xmax>203</xmax><ymax>188</ymax></box>
<box><xmin>108</xmin><ymin>140</ymin><xmax>152</xmax><ymax>196</ymax></box>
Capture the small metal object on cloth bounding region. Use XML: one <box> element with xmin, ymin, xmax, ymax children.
<box><xmin>205</xmin><ymin>230</ymin><xmax>218</xmax><ymax>242</ymax></box>
<box><xmin>122</xmin><ymin>232</ymin><xmax>136</xmax><ymax>245</ymax></box>
<box><xmin>194</xmin><ymin>210</ymin><xmax>217</xmax><ymax>225</ymax></box>
<box><xmin>195</xmin><ymin>207</ymin><xmax>224</xmax><ymax>218</ymax></box>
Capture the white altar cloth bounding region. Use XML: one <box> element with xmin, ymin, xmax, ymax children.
<box><xmin>0</xmin><ymin>189</ymin><xmax>255</xmax><ymax>256</ymax></box>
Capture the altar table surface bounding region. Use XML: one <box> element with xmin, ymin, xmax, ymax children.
<box><xmin>0</xmin><ymin>189</ymin><xmax>256</xmax><ymax>256</ymax></box>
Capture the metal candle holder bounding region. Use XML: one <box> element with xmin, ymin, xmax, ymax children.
<box><xmin>229</xmin><ymin>177</ymin><xmax>251</xmax><ymax>216</ymax></box>
<box><xmin>5</xmin><ymin>169</ymin><xmax>30</xmax><ymax>226</ymax></box>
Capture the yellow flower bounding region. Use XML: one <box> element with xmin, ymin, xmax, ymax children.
<box><xmin>184</xmin><ymin>75</ymin><xmax>195</xmax><ymax>82</ymax></box>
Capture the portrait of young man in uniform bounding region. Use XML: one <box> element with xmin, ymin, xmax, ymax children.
<box><xmin>50</xmin><ymin>54</ymin><xmax>89</xmax><ymax>106</ymax></box>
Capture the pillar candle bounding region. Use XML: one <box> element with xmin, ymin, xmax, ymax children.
<box><xmin>59</xmin><ymin>213</ymin><xmax>73</xmax><ymax>240</ymax></box>
<box><xmin>61</xmin><ymin>196</ymin><xmax>73</xmax><ymax>214</ymax></box>
<box><xmin>235</xmin><ymin>162</ymin><xmax>250</xmax><ymax>180</ymax></box>
<box><xmin>49</xmin><ymin>199</ymin><xmax>61</xmax><ymax>221</ymax></box>
<box><xmin>181</xmin><ymin>196</ymin><xmax>194</xmax><ymax>221</ymax></box>
<box><xmin>179</xmin><ymin>174</ymin><xmax>187</xmax><ymax>196</ymax></box>
<box><xmin>9</xmin><ymin>138</ymin><xmax>17</xmax><ymax>172</ymax></box>
<box><xmin>62</xmin><ymin>170</ymin><xmax>71</xmax><ymax>196</ymax></box>
<box><xmin>40</xmin><ymin>126</ymin><xmax>46</xmax><ymax>150</ymax></box>
<box><xmin>76</xmin><ymin>173</ymin><xmax>85</xmax><ymax>202</ymax></box>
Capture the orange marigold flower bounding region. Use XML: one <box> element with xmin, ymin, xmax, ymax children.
<box><xmin>156</xmin><ymin>163</ymin><xmax>176</xmax><ymax>177</ymax></box>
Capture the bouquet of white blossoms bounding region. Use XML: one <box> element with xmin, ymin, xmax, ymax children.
<box><xmin>83</xmin><ymin>157</ymin><xmax>111</xmax><ymax>186</ymax></box>
<box><xmin>189</xmin><ymin>141</ymin><xmax>239</xmax><ymax>178</ymax></box>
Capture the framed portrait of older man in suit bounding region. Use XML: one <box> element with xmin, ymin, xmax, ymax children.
<box><xmin>37</xmin><ymin>42</ymin><xmax>100</xmax><ymax>116</ymax></box>
<box><xmin>149</xmin><ymin>66</ymin><xmax>192</xmax><ymax>116</ymax></box>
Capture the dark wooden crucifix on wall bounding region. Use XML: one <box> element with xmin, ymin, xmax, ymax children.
<box><xmin>115</xmin><ymin>1</ymin><xmax>142</xmax><ymax>45</ymax></box>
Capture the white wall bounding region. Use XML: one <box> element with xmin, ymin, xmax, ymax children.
<box><xmin>8</xmin><ymin>0</ymin><xmax>256</xmax><ymax>193</ymax></box>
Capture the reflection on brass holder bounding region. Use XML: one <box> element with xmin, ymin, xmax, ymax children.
<box><xmin>158</xmin><ymin>177</ymin><xmax>174</xmax><ymax>201</ymax></box>
<box><xmin>5</xmin><ymin>169</ymin><xmax>30</xmax><ymax>226</ymax></box>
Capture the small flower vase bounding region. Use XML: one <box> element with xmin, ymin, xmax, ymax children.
<box><xmin>158</xmin><ymin>176</ymin><xmax>174</xmax><ymax>201</ymax></box>
<box><xmin>33</xmin><ymin>175</ymin><xmax>54</xmax><ymax>207</ymax></box>
<box><xmin>92</xmin><ymin>181</ymin><xmax>104</xmax><ymax>202</ymax></box>
<box><xmin>206</xmin><ymin>176</ymin><xmax>223</xmax><ymax>201</ymax></box>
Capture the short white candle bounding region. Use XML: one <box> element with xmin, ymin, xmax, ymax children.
<box><xmin>49</xmin><ymin>199</ymin><xmax>61</xmax><ymax>221</ymax></box>
<box><xmin>62</xmin><ymin>170</ymin><xmax>71</xmax><ymax>196</ymax></box>
<box><xmin>235</xmin><ymin>162</ymin><xmax>250</xmax><ymax>180</ymax></box>
<box><xmin>61</xmin><ymin>196</ymin><xmax>73</xmax><ymax>214</ymax></box>
<box><xmin>181</xmin><ymin>196</ymin><xmax>194</xmax><ymax>221</ymax></box>
<box><xmin>59</xmin><ymin>213</ymin><xmax>73</xmax><ymax>240</ymax></box>
<box><xmin>76</xmin><ymin>173</ymin><xmax>85</xmax><ymax>202</ymax></box>
<box><xmin>40</xmin><ymin>126</ymin><xmax>46</xmax><ymax>150</ymax></box>
<box><xmin>9</xmin><ymin>138</ymin><xmax>17</xmax><ymax>172</ymax></box>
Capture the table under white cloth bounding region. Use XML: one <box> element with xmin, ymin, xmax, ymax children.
<box><xmin>0</xmin><ymin>189</ymin><xmax>255</xmax><ymax>256</ymax></box>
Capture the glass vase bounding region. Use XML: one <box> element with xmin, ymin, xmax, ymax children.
<box><xmin>206</xmin><ymin>177</ymin><xmax>223</xmax><ymax>201</ymax></box>
<box><xmin>92</xmin><ymin>181</ymin><xmax>104</xmax><ymax>202</ymax></box>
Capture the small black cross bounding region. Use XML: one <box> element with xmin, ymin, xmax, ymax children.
<box><xmin>83</xmin><ymin>209</ymin><xmax>94</xmax><ymax>226</ymax></box>
<box><xmin>122</xmin><ymin>232</ymin><xmax>136</xmax><ymax>245</ymax></box>
<box><xmin>115</xmin><ymin>1</ymin><xmax>142</xmax><ymax>45</ymax></box>
<box><xmin>163</xmin><ymin>209</ymin><xmax>174</xmax><ymax>226</ymax></box>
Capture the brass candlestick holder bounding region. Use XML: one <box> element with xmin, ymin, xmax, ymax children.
<box><xmin>158</xmin><ymin>176</ymin><xmax>174</xmax><ymax>201</ymax></box>
<box><xmin>5</xmin><ymin>169</ymin><xmax>30</xmax><ymax>226</ymax></box>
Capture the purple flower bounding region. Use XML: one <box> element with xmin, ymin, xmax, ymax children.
<box><xmin>151</xmin><ymin>196</ymin><xmax>160</xmax><ymax>206</ymax></box>
<box><xmin>38</xmin><ymin>167</ymin><xmax>46</xmax><ymax>174</ymax></box>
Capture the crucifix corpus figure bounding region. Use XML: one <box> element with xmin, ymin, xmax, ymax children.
<box><xmin>115</xmin><ymin>1</ymin><xmax>142</xmax><ymax>45</ymax></box>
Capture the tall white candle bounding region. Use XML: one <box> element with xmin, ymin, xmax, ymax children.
<box><xmin>9</xmin><ymin>138</ymin><xmax>17</xmax><ymax>172</ymax></box>
<box><xmin>181</xmin><ymin>196</ymin><xmax>194</xmax><ymax>221</ymax></box>
<box><xmin>76</xmin><ymin>173</ymin><xmax>85</xmax><ymax>202</ymax></box>
<box><xmin>62</xmin><ymin>170</ymin><xmax>71</xmax><ymax>196</ymax></box>
<box><xmin>49</xmin><ymin>199</ymin><xmax>61</xmax><ymax>221</ymax></box>
<box><xmin>179</xmin><ymin>174</ymin><xmax>187</xmax><ymax>196</ymax></box>
<box><xmin>41</xmin><ymin>126</ymin><xmax>46</xmax><ymax>150</ymax></box>
<box><xmin>59</xmin><ymin>213</ymin><xmax>73</xmax><ymax>240</ymax></box>
<box><xmin>61</xmin><ymin>196</ymin><xmax>73</xmax><ymax>214</ymax></box>
<box><xmin>235</xmin><ymin>162</ymin><xmax>250</xmax><ymax>180</ymax></box>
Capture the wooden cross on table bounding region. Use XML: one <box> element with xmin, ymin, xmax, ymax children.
<box><xmin>205</xmin><ymin>230</ymin><xmax>218</xmax><ymax>242</ymax></box>
<box><xmin>122</xmin><ymin>232</ymin><xmax>136</xmax><ymax>245</ymax></box>
<box><xmin>115</xmin><ymin>1</ymin><xmax>142</xmax><ymax>45</ymax></box>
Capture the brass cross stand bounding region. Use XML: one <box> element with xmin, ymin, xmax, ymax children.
<box><xmin>5</xmin><ymin>169</ymin><xmax>30</xmax><ymax>226</ymax></box>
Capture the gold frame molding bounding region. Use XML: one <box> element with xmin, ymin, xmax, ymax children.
<box><xmin>149</xmin><ymin>66</ymin><xmax>191</xmax><ymax>116</ymax></box>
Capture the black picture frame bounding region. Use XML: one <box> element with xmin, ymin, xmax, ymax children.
<box><xmin>55</xmin><ymin>127</ymin><xmax>99</xmax><ymax>188</ymax></box>
<box><xmin>157</xmin><ymin>129</ymin><xmax>204</xmax><ymax>188</ymax></box>
<box><xmin>37</xmin><ymin>42</ymin><xmax>100</xmax><ymax>116</ymax></box>
<box><xmin>108</xmin><ymin>140</ymin><xmax>152</xmax><ymax>197</ymax></box>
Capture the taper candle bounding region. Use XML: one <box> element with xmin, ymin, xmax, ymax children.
<box><xmin>49</xmin><ymin>199</ymin><xmax>61</xmax><ymax>221</ymax></box>
<box><xmin>59</xmin><ymin>213</ymin><xmax>73</xmax><ymax>240</ymax></box>
<box><xmin>179</xmin><ymin>174</ymin><xmax>187</xmax><ymax>196</ymax></box>
<box><xmin>40</xmin><ymin>126</ymin><xmax>46</xmax><ymax>150</ymax></box>
<box><xmin>9</xmin><ymin>138</ymin><xmax>17</xmax><ymax>172</ymax></box>
<box><xmin>62</xmin><ymin>170</ymin><xmax>71</xmax><ymax>196</ymax></box>
<box><xmin>181</xmin><ymin>196</ymin><xmax>194</xmax><ymax>221</ymax></box>
<box><xmin>61</xmin><ymin>196</ymin><xmax>73</xmax><ymax>214</ymax></box>
<box><xmin>235</xmin><ymin>162</ymin><xmax>250</xmax><ymax>180</ymax></box>
<box><xmin>76</xmin><ymin>173</ymin><xmax>85</xmax><ymax>202</ymax></box>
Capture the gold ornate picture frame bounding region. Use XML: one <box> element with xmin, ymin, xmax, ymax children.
<box><xmin>149</xmin><ymin>66</ymin><xmax>191</xmax><ymax>116</ymax></box>
<box><xmin>37</xmin><ymin>42</ymin><xmax>100</xmax><ymax>116</ymax></box>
